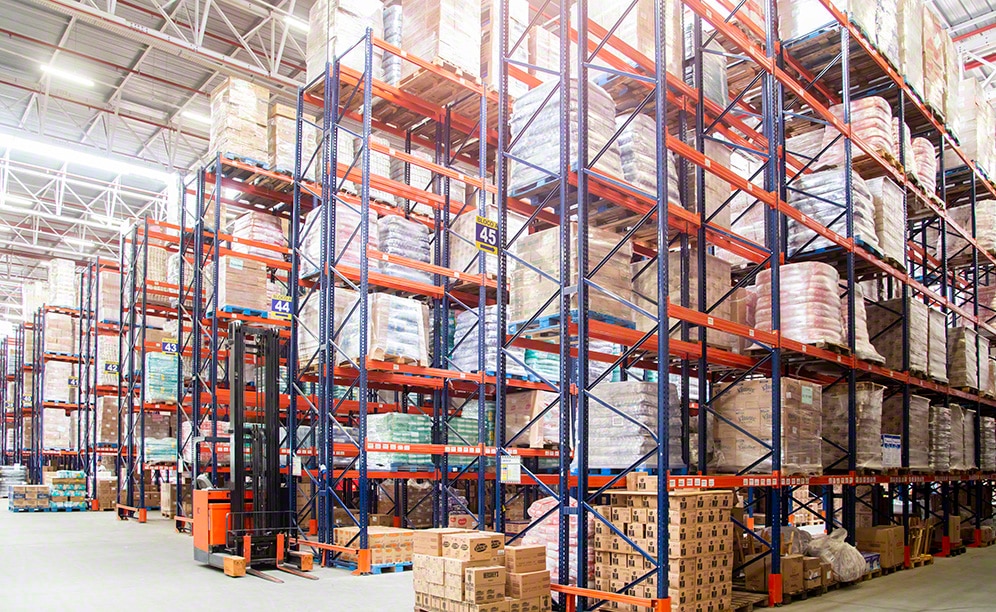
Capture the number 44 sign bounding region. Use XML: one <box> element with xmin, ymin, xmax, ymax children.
<box><xmin>270</xmin><ymin>295</ymin><xmax>292</xmax><ymax>320</ymax></box>
<box><xmin>475</xmin><ymin>216</ymin><xmax>498</xmax><ymax>255</ymax></box>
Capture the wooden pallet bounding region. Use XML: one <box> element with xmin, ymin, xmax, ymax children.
<box><xmin>731</xmin><ymin>590</ymin><xmax>769</xmax><ymax>612</ymax></box>
<box><xmin>909</xmin><ymin>554</ymin><xmax>934</xmax><ymax>567</ymax></box>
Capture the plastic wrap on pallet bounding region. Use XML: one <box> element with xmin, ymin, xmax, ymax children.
<box><xmin>590</xmin><ymin>0</ymin><xmax>682</xmax><ymax>79</ymax></box>
<box><xmin>882</xmin><ymin>394</ymin><xmax>930</xmax><ymax>470</ymax></box>
<box><xmin>964</xmin><ymin>409</ymin><xmax>978</xmax><ymax>470</ymax></box>
<box><xmin>217</xmin><ymin>255</ymin><xmax>269</xmax><ymax>314</ymax></box>
<box><xmin>866</xmin><ymin>177</ymin><xmax>906</xmax><ymax>267</ymax></box>
<box><xmin>22</xmin><ymin>280</ymin><xmax>44</xmax><ymax>321</ymax></box>
<box><xmin>875</xmin><ymin>0</ymin><xmax>900</xmax><ymax>69</ymax></box>
<box><xmin>509</xmin><ymin>223</ymin><xmax>633</xmax><ymax>326</ymax></box>
<box><xmin>822</xmin><ymin>382</ymin><xmax>884</xmax><ymax>471</ymax></box>
<box><xmin>777</xmin><ymin>0</ymin><xmax>834</xmax><ymax>41</ymax></box>
<box><xmin>382</xmin><ymin>1</ymin><xmax>403</xmax><ymax>85</ymax></box>
<box><xmin>181</xmin><ymin>419</ymin><xmax>232</xmax><ymax>466</ymax></box>
<box><xmin>144</xmin><ymin>351</ymin><xmax>179</xmax><ymax>404</ymax></box>
<box><xmin>268</xmin><ymin>103</ymin><xmax>319</xmax><ymax>178</ymax></box>
<box><xmin>141</xmin><ymin>437</ymin><xmax>177</xmax><ymax>464</ymax></box>
<box><xmin>949</xmin><ymin>404</ymin><xmax>967</xmax><ymax>470</ymax></box>
<box><xmin>230</xmin><ymin>211</ymin><xmax>287</xmax><ymax>259</ymax></box>
<box><xmin>982</xmin><ymin>416</ymin><xmax>996</xmax><ymax>471</ymax></box>
<box><xmin>355</xmin><ymin>135</ymin><xmax>396</xmax><ymax>205</ymax></box>
<box><xmin>123</xmin><ymin>245</ymin><xmax>170</xmax><ymax>308</ymax></box>
<box><xmin>898</xmin><ymin>0</ymin><xmax>925</xmax><ymax>99</ymax></box>
<box><xmin>522</xmin><ymin>496</ymin><xmax>592</xmax><ymax>589</ymax></box>
<box><xmin>713</xmin><ymin>377</ymin><xmax>823</xmax><ymax>474</ymax></box>
<box><xmin>299</xmin><ymin>204</ymin><xmax>379</xmax><ymax>277</ymax></box>
<box><xmin>821</xmin><ymin>97</ymin><xmax>894</xmax><ymax>167</ymax></box>
<box><xmin>922</xmin><ymin>6</ymin><xmax>946</xmax><ymax>116</ymax></box>
<box><xmin>508</xmin><ymin>79</ymin><xmax>623</xmax><ymax>195</ymax></box>
<box><xmin>929</xmin><ymin>404</ymin><xmax>951</xmax><ymax>471</ymax></box>
<box><xmin>786</xmin><ymin>169</ymin><xmax>880</xmax><ymax>256</ymax></box>
<box><xmin>400</xmin><ymin>0</ymin><xmax>481</xmax><ymax>80</ymax></box>
<box><xmin>582</xmin><ymin>380</ymin><xmax>682</xmax><ymax>471</ymax></box>
<box><xmin>927</xmin><ymin>308</ymin><xmax>948</xmax><ymax>383</ymax></box>
<box><xmin>786</xmin><ymin>128</ymin><xmax>827</xmax><ymax>166</ymax></box>
<box><xmin>892</xmin><ymin>119</ymin><xmax>915</xmax><ymax>172</ymax></box>
<box><xmin>338</xmin><ymin>292</ymin><xmax>429</xmax><ymax>366</ymax></box>
<box><xmin>43</xmin><ymin>312</ymin><xmax>75</xmax><ymax>355</ymax></box>
<box><xmin>754</xmin><ymin>262</ymin><xmax>843</xmax><ymax>347</ymax></box>
<box><xmin>209</xmin><ymin>77</ymin><xmax>269</xmax><ymax>163</ymax></box>
<box><xmin>689</xmin><ymin>139</ymin><xmax>733</xmax><ymax>229</ymax></box>
<box><xmin>944</xmin><ymin>78</ymin><xmax>996</xmax><ymax>177</ymax></box>
<box><xmin>948</xmin><ymin>326</ymin><xmax>980</xmax><ymax>390</ymax></box>
<box><xmin>377</xmin><ymin>215</ymin><xmax>432</xmax><ymax>285</ymax></box>
<box><xmin>45</xmin><ymin>258</ymin><xmax>78</xmax><ymax>308</ymax></box>
<box><xmin>451</xmin><ymin>306</ymin><xmax>527</xmax><ymax>378</ymax></box>
<box><xmin>940</xmin><ymin>201</ymin><xmax>996</xmax><ymax>261</ymax></box>
<box><xmin>306</xmin><ymin>0</ymin><xmax>384</xmax><ymax>84</ymax></box>
<box><xmin>632</xmin><ymin>248</ymin><xmax>735</xmax><ymax>351</ymax></box>
<box><xmin>981</xmin><ymin>337</ymin><xmax>992</xmax><ymax>390</ymax></box>
<box><xmin>367</xmin><ymin>413</ymin><xmax>432</xmax><ymax>467</ymax></box>
<box><xmin>42</xmin><ymin>360</ymin><xmax>76</xmax><ymax>405</ymax></box>
<box><xmin>912</xmin><ymin>137</ymin><xmax>937</xmax><ymax>194</ymax></box>
<box><xmin>616</xmin><ymin>113</ymin><xmax>681</xmax><ymax>204</ymax></box>
<box><xmin>97</xmin><ymin>269</ymin><xmax>120</xmax><ymax>324</ymax></box>
<box><xmin>841</xmin><ymin>284</ymin><xmax>885</xmax><ymax>364</ymax></box>
<box><xmin>481</xmin><ymin>0</ymin><xmax>529</xmax><ymax>96</ymax></box>
<box><xmin>504</xmin><ymin>390</ymin><xmax>559</xmax><ymax>448</ymax></box>
<box><xmin>42</xmin><ymin>408</ymin><xmax>72</xmax><ymax>450</ymax></box>
<box><xmin>388</xmin><ymin>149</ymin><xmax>433</xmax><ymax>202</ymax></box>
<box><xmin>865</xmin><ymin>297</ymin><xmax>929</xmax><ymax>374</ymax></box>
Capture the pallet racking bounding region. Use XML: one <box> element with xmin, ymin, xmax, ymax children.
<box><xmin>1</xmin><ymin>337</ymin><xmax>8</xmax><ymax>463</ymax></box>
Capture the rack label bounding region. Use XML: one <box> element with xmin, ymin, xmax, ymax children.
<box><xmin>68</xmin><ymin>377</ymin><xmax>78</xmax><ymax>388</ymax></box>
<box><xmin>104</xmin><ymin>361</ymin><xmax>119</xmax><ymax>374</ymax></box>
<box><xmin>270</xmin><ymin>295</ymin><xmax>292</xmax><ymax>320</ymax></box>
<box><xmin>475</xmin><ymin>216</ymin><xmax>498</xmax><ymax>255</ymax></box>
<box><xmin>161</xmin><ymin>339</ymin><xmax>179</xmax><ymax>355</ymax></box>
<box><xmin>881</xmin><ymin>434</ymin><xmax>901</xmax><ymax>468</ymax></box>
<box><xmin>500</xmin><ymin>455</ymin><xmax>522</xmax><ymax>484</ymax></box>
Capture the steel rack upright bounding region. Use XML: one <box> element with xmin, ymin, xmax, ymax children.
<box><xmin>13</xmin><ymin>323</ymin><xmax>29</xmax><ymax>469</ymax></box>
<box><xmin>1</xmin><ymin>337</ymin><xmax>8</xmax><ymax>464</ymax></box>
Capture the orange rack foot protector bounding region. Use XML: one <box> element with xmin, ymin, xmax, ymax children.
<box><xmin>768</xmin><ymin>574</ymin><xmax>783</xmax><ymax>606</ymax></box>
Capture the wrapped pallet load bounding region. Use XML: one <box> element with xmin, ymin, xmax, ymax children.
<box><xmin>297</xmin><ymin>288</ymin><xmax>358</xmax><ymax>363</ymax></box>
<box><xmin>382</xmin><ymin>1</ymin><xmax>403</xmax><ymax>85</ymax></box>
<box><xmin>922</xmin><ymin>6</ymin><xmax>946</xmax><ymax>117</ymax></box>
<box><xmin>306</xmin><ymin>0</ymin><xmax>384</xmax><ymax>83</ymax></box>
<box><xmin>231</xmin><ymin>211</ymin><xmax>286</xmax><ymax>259</ymax></box>
<box><xmin>338</xmin><ymin>293</ymin><xmax>429</xmax><ymax>366</ymax></box>
<box><xmin>299</xmin><ymin>203</ymin><xmax>379</xmax><ymax>277</ymax></box>
<box><xmin>982</xmin><ymin>416</ymin><xmax>996</xmax><ymax>471</ymax></box>
<box><xmin>268</xmin><ymin>103</ymin><xmax>319</xmax><ymax>178</ymax></box>
<box><xmin>589</xmin><ymin>0</ymin><xmax>682</xmax><ymax>78</ymax></box>
<box><xmin>401</xmin><ymin>0</ymin><xmax>481</xmax><ymax>80</ymax></box>
<box><xmin>508</xmin><ymin>79</ymin><xmax>622</xmax><ymax>195</ymax></box>
<box><xmin>46</xmin><ymin>258</ymin><xmax>79</xmax><ymax>308</ymax></box>
<box><xmin>209</xmin><ymin>77</ymin><xmax>269</xmax><ymax>163</ymax></box>
<box><xmin>898</xmin><ymin>0</ymin><xmax>925</xmax><ymax>98</ymax></box>
<box><xmin>964</xmin><ymin>409</ymin><xmax>978</xmax><ymax>470</ymax></box>
<box><xmin>509</xmin><ymin>224</ymin><xmax>633</xmax><ymax>327</ymax></box>
<box><xmin>504</xmin><ymin>390</ymin><xmax>560</xmax><ymax>448</ymax></box>
<box><xmin>912</xmin><ymin>138</ymin><xmax>937</xmax><ymax>194</ymax></box>
<box><xmin>948</xmin><ymin>326</ymin><xmax>981</xmax><ymax>390</ymax></box>
<box><xmin>777</xmin><ymin>0</ymin><xmax>834</xmax><ymax>41</ymax></box>
<box><xmin>754</xmin><ymin>262</ymin><xmax>843</xmax><ymax>347</ymax></box>
<box><xmin>584</xmin><ymin>380</ymin><xmax>683</xmax><ymax>471</ymax></box>
<box><xmin>481</xmin><ymin>0</ymin><xmax>529</xmax><ymax>97</ymax></box>
<box><xmin>892</xmin><ymin>119</ymin><xmax>916</xmax><ymax>171</ymax></box>
<box><xmin>367</xmin><ymin>413</ymin><xmax>432</xmax><ymax>468</ymax></box>
<box><xmin>450</xmin><ymin>306</ymin><xmax>527</xmax><ymax>378</ymax></box>
<box><xmin>616</xmin><ymin>113</ymin><xmax>681</xmax><ymax>204</ymax></box>
<box><xmin>378</xmin><ymin>215</ymin><xmax>432</xmax><ymax>285</ymax></box>
<box><xmin>865</xmin><ymin>296</ymin><xmax>928</xmax><ymax>374</ymax></box>
<box><xmin>43</xmin><ymin>312</ymin><xmax>75</xmax><ymax>355</ymax></box>
<box><xmin>841</xmin><ymin>284</ymin><xmax>885</xmax><ymax>364</ymax></box>
<box><xmin>786</xmin><ymin>169</ymin><xmax>880</xmax><ymax>257</ymax></box>
<box><xmin>821</xmin><ymin>97</ymin><xmax>894</xmax><ymax>166</ymax></box>
<box><xmin>144</xmin><ymin>351</ymin><xmax>179</xmax><ymax>404</ymax></box>
<box><xmin>927</xmin><ymin>308</ymin><xmax>948</xmax><ymax>383</ymax></box>
<box><xmin>356</xmin><ymin>135</ymin><xmax>396</xmax><ymax>205</ymax></box>
<box><xmin>713</xmin><ymin>377</ymin><xmax>822</xmax><ymax>474</ymax></box>
<box><xmin>929</xmin><ymin>404</ymin><xmax>951</xmax><ymax>471</ymax></box>
<box><xmin>949</xmin><ymin>405</ymin><xmax>967</xmax><ymax>470</ymax></box>
<box><xmin>866</xmin><ymin>177</ymin><xmax>906</xmax><ymax>266</ymax></box>
<box><xmin>43</xmin><ymin>409</ymin><xmax>72</xmax><ymax>449</ymax></box>
<box><xmin>822</xmin><ymin>383</ymin><xmax>884</xmax><ymax>471</ymax></box>
<box><xmin>42</xmin><ymin>361</ymin><xmax>76</xmax><ymax>405</ymax></box>
<box><xmin>632</xmin><ymin>246</ymin><xmax>734</xmax><ymax>350</ymax></box>
<box><xmin>882</xmin><ymin>394</ymin><xmax>930</xmax><ymax>470</ymax></box>
<box><xmin>217</xmin><ymin>256</ymin><xmax>269</xmax><ymax>315</ymax></box>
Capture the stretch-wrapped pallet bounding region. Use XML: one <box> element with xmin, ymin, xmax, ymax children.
<box><xmin>401</xmin><ymin>0</ymin><xmax>481</xmax><ymax>80</ymax></box>
<box><xmin>882</xmin><ymin>394</ymin><xmax>930</xmax><ymax>470</ymax></box>
<box><xmin>378</xmin><ymin>215</ymin><xmax>432</xmax><ymax>285</ymax></box>
<box><xmin>912</xmin><ymin>138</ymin><xmax>937</xmax><ymax>194</ymax></box>
<box><xmin>338</xmin><ymin>292</ymin><xmax>429</xmax><ymax>366</ymax></box>
<box><xmin>948</xmin><ymin>326</ymin><xmax>982</xmax><ymax>390</ymax></box>
<box><xmin>357</xmin><ymin>135</ymin><xmax>396</xmax><ymax>205</ymax></box>
<box><xmin>144</xmin><ymin>351</ymin><xmax>179</xmax><ymax>404</ymax></box>
<box><xmin>786</xmin><ymin>169</ymin><xmax>880</xmax><ymax>256</ymax></box>
<box><xmin>950</xmin><ymin>405</ymin><xmax>968</xmax><ymax>470</ymax></box>
<box><xmin>299</xmin><ymin>203</ymin><xmax>378</xmax><ymax>277</ymax></box>
<box><xmin>982</xmin><ymin>416</ymin><xmax>996</xmax><ymax>471</ymax></box>
<box><xmin>898</xmin><ymin>0</ymin><xmax>925</xmax><ymax>98</ymax></box>
<box><xmin>46</xmin><ymin>259</ymin><xmax>78</xmax><ymax>308</ymax></box>
<box><xmin>964</xmin><ymin>409</ymin><xmax>978</xmax><ymax>470</ymax></box>
<box><xmin>217</xmin><ymin>256</ymin><xmax>269</xmax><ymax>314</ymax></box>
<box><xmin>43</xmin><ymin>312</ymin><xmax>75</xmax><ymax>355</ymax></box>
<box><xmin>929</xmin><ymin>404</ymin><xmax>951</xmax><ymax>471</ymax></box>
<box><xmin>268</xmin><ymin>103</ymin><xmax>318</xmax><ymax>178</ymax></box>
<box><xmin>451</xmin><ymin>306</ymin><xmax>527</xmax><ymax>378</ymax></box>
<box><xmin>922</xmin><ymin>6</ymin><xmax>946</xmax><ymax>116</ymax></box>
<box><xmin>754</xmin><ymin>262</ymin><xmax>843</xmax><ymax>347</ymax></box>
<box><xmin>822</xmin><ymin>97</ymin><xmax>894</xmax><ymax>166</ymax></box>
<box><xmin>504</xmin><ymin>390</ymin><xmax>559</xmax><ymax>448</ymax></box>
<box><xmin>823</xmin><ymin>383</ymin><xmax>884</xmax><ymax>471</ymax></box>
<box><xmin>306</xmin><ymin>0</ymin><xmax>384</xmax><ymax>84</ymax></box>
<box><xmin>584</xmin><ymin>380</ymin><xmax>683</xmax><ymax>471</ymax></box>
<box><xmin>841</xmin><ymin>284</ymin><xmax>885</xmax><ymax>364</ymax></box>
<box><xmin>927</xmin><ymin>308</ymin><xmax>948</xmax><ymax>383</ymax></box>
<box><xmin>209</xmin><ymin>77</ymin><xmax>268</xmax><ymax>162</ymax></box>
<box><xmin>590</xmin><ymin>0</ymin><xmax>682</xmax><ymax>78</ymax></box>
<box><xmin>865</xmin><ymin>297</ymin><xmax>928</xmax><ymax>374</ymax></box>
<box><xmin>42</xmin><ymin>361</ymin><xmax>76</xmax><ymax>405</ymax></box>
<box><xmin>231</xmin><ymin>211</ymin><xmax>286</xmax><ymax>259</ymax></box>
<box><xmin>939</xmin><ymin>201</ymin><xmax>996</xmax><ymax>261</ymax></box>
<box><xmin>43</xmin><ymin>408</ymin><xmax>72</xmax><ymax>449</ymax></box>
<box><xmin>616</xmin><ymin>114</ymin><xmax>681</xmax><ymax>205</ymax></box>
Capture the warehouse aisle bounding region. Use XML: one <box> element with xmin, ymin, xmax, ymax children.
<box><xmin>3</xmin><ymin>500</ymin><xmax>996</xmax><ymax>611</ymax></box>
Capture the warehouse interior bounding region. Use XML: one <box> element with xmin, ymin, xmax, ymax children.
<box><xmin>3</xmin><ymin>0</ymin><xmax>996</xmax><ymax>611</ymax></box>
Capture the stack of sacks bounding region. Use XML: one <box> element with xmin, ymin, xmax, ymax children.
<box><xmin>822</xmin><ymin>97</ymin><xmax>894</xmax><ymax>166</ymax></box>
<box><xmin>217</xmin><ymin>256</ymin><xmax>269</xmax><ymax>314</ymax></box>
<box><xmin>922</xmin><ymin>6</ymin><xmax>947</xmax><ymax>116</ymax></box>
<box><xmin>401</xmin><ymin>0</ymin><xmax>481</xmax><ymax>80</ymax></box>
<box><xmin>46</xmin><ymin>258</ymin><xmax>78</xmax><ymax>308</ymax></box>
<box><xmin>823</xmin><ymin>383</ymin><xmax>884</xmax><ymax>471</ymax></box>
<box><xmin>334</xmin><ymin>132</ymin><xmax>357</xmax><ymax>193</ymax></box>
<box><xmin>509</xmin><ymin>224</ymin><xmax>633</xmax><ymax>326</ymax></box>
<box><xmin>898</xmin><ymin>0</ymin><xmax>925</xmax><ymax>98</ymax></box>
<box><xmin>508</xmin><ymin>79</ymin><xmax>623</xmax><ymax>195</ymax></box>
<box><xmin>944</xmin><ymin>78</ymin><xmax>996</xmax><ymax>177</ymax></box>
<box><xmin>713</xmin><ymin>377</ymin><xmax>823</xmax><ymax>474</ymax></box>
<box><xmin>786</xmin><ymin>170</ymin><xmax>880</xmax><ymax>256</ymax></box>
<box><xmin>43</xmin><ymin>361</ymin><xmax>76</xmax><ymax>404</ymax></box>
<box><xmin>964</xmin><ymin>409</ymin><xmax>978</xmax><ymax>469</ymax></box>
<box><xmin>338</xmin><ymin>293</ymin><xmax>429</xmax><ymax>366</ymax></box>
<box><xmin>42</xmin><ymin>408</ymin><xmax>72</xmax><ymax>449</ymax></box>
<box><xmin>882</xmin><ymin>394</ymin><xmax>930</xmax><ymax>470</ymax></box>
<box><xmin>929</xmin><ymin>404</ymin><xmax>951</xmax><ymax>471</ymax></box>
<box><xmin>378</xmin><ymin>215</ymin><xmax>433</xmax><ymax>284</ymax></box>
<box><xmin>981</xmin><ymin>416</ymin><xmax>996</xmax><ymax>471</ymax></box>
<box><xmin>144</xmin><ymin>352</ymin><xmax>179</xmax><ymax>403</ymax></box>
<box><xmin>450</xmin><ymin>306</ymin><xmax>527</xmax><ymax>378</ymax></box>
<box><xmin>231</xmin><ymin>211</ymin><xmax>286</xmax><ymax>259</ymax></box>
<box><xmin>950</xmin><ymin>405</ymin><xmax>967</xmax><ymax>470</ymax></box>
<box><xmin>382</xmin><ymin>1</ymin><xmax>403</xmax><ymax>86</ymax></box>
<box><xmin>355</xmin><ymin>135</ymin><xmax>396</xmax><ymax>205</ymax></box>
<box><xmin>754</xmin><ymin>262</ymin><xmax>843</xmax><ymax>347</ymax></box>
<box><xmin>913</xmin><ymin>138</ymin><xmax>937</xmax><ymax>194</ymax></box>
<box><xmin>43</xmin><ymin>312</ymin><xmax>75</xmax><ymax>355</ymax></box>
<box><xmin>691</xmin><ymin>140</ymin><xmax>734</xmax><ymax>229</ymax></box>
<box><xmin>865</xmin><ymin>297</ymin><xmax>929</xmax><ymax>374</ymax></box>
<box><xmin>299</xmin><ymin>203</ymin><xmax>379</xmax><ymax>277</ymax></box>
<box><xmin>209</xmin><ymin>77</ymin><xmax>268</xmax><ymax>162</ymax></box>
<box><xmin>504</xmin><ymin>390</ymin><xmax>559</xmax><ymax>449</ymax></box>
<box><xmin>937</xmin><ymin>200</ymin><xmax>996</xmax><ymax>261</ymax></box>
<box><xmin>367</xmin><ymin>412</ymin><xmax>432</xmax><ymax>468</ymax></box>
<box><xmin>521</xmin><ymin>496</ymin><xmax>592</xmax><ymax>590</ymax></box>
<box><xmin>632</xmin><ymin>247</ymin><xmax>735</xmax><ymax>351</ymax></box>
<box><xmin>524</xmin><ymin>349</ymin><xmax>558</xmax><ymax>382</ymax></box>
<box><xmin>584</xmin><ymin>380</ymin><xmax>683</xmax><ymax>471</ymax></box>
<box><xmin>928</xmin><ymin>310</ymin><xmax>948</xmax><ymax>383</ymax></box>
<box><xmin>306</xmin><ymin>0</ymin><xmax>384</xmax><ymax>84</ymax></box>
<box><xmin>786</xmin><ymin>128</ymin><xmax>826</xmax><ymax>164</ymax></box>
<box><xmin>97</xmin><ymin>269</ymin><xmax>121</xmax><ymax>323</ymax></box>
<box><xmin>842</xmin><ymin>284</ymin><xmax>885</xmax><ymax>364</ymax></box>
<box><xmin>948</xmin><ymin>326</ymin><xmax>982</xmax><ymax>390</ymax></box>
<box><xmin>589</xmin><ymin>0</ymin><xmax>682</xmax><ymax>78</ymax></box>
<box><xmin>892</xmin><ymin>119</ymin><xmax>915</xmax><ymax>171</ymax></box>
<box><xmin>615</xmin><ymin>114</ymin><xmax>681</xmax><ymax>204</ymax></box>
<box><xmin>389</xmin><ymin>150</ymin><xmax>434</xmax><ymax>199</ymax></box>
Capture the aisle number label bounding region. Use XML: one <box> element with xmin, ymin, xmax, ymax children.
<box><xmin>104</xmin><ymin>361</ymin><xmax>119</xmax><ymax>374</ymax></box>
<box><xmin>475</xmin><ymin>216</ymin><xmax>498</xmax><ymax>255</ymax></box>
<box><xmin>500</xmin><ymin>455</ymin><xmax>522</xmax><ymax>484</ymax></box>
<box><xmin>68</xmin><ymin>377</ymin><xmax>78</xmax><ymax>388</ymax></box>
<box><xmin>22</xmin><ymin>395</ymin><xmax>32</xmax><ymax>404</ymax></box>
<box><xmin>161</xmin><ymin>338</ymin><xmax>179</xmax><ymax>355</ymax></box>
<box><xmin>270</xmin><ymin>295</ymin><xmax>292</xmax><ymax>320</ymax></box>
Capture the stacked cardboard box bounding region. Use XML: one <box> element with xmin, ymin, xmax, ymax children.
<box><xmin>267</xmin><ymin>102</ymin><xmax>319</xmax><ymax>176</ymax></box>
<box><xmin>43</xmin><ymin>360</ymin><xmax>77</xmax><ymax>405</ymax></box>
<box><xmin>856</xmin><ymin>526</ymin><xmax>904</xmax><ymax>570</ymax></box>
<box><xmin>481</xmin><ymin>0</ymin><xmax>529</xmax><ymax>97</ymax></box>
<box><xmin>306</xmin><ymin>0</ymin><xmax>384</xmax><ymax>84</ymax></box>
<box><xmin>402</xmin><ymin>0</ymin><xmax>481</xmax><ymax>80</ymax></box>
<box><xmin>43</xmin><ymin>312</ymin><xmax>75</xmax><ymax>355</ymax></box>
<box><xmin>97</xmin><ymin>269</ymin><xmax>121</xmax><ymax>323</ymax></box>
<box><xmin>42</xmin><ymin>407</ymin><xmax>73</xmax><ymax>449</ymax></box>
<box><xmin>209</xmin><ymin>77</ymin><xmax>269</xmax><ymax>162</ymax></box>
<box><xmin>922</xmin><ymin>5</ymin><xmax>947</xmax><ymax>117</ymax></box>
<box><xmin>866</xmin><ymin>297</ymin><xmax>929</xmax><ymax>374</ymax></box>
<box><xmin>333</xmin><ymin>525</ymin><xmax>414</xmax><ymax>565</ymax></box>
<box><xmin>745</xmin><ymin>551</ymin><xmax>832</xmax><ymax>598</ymax></box>
<box><xmin>49</xmin><ymin>470</ymin><xmax>87</xmax><ymax>510</ymax></box>
<box><xmin>594</xmin><ymin>483</ymin><xmax>734</xmax><ymax>611</ymax></box>
<box><xmin>822</xmin><ymin>383</ymin><xmax>884</xmax><ymax>471</ymax></box>
<box><xmin>882</xmin><ymin>394</ymin><xmax>930</xmax><ymax>470</ymax></box>
<box><xmin>96</xmin><ymin>396</ymin><xmax>118</xmax><ymax>444</ymax></box>
<box><xmin>7</xmin><ymin>484</ymin><xmax>50</xmax><ymax>510</ymax></box>
<box><xmin>46</xmin><ymin>258</ymin><xmax>78</xmax><ymax>308</ymax></box>
<box><xmin>504</xmin><ymin>390</ymin><xmax>559</xmax><ymax>449</ymax></box>
<box><xmin>217</xmin><ymin>255</ymin><xmax>269</xmax><ymax>314</ymax></box>
<box><xmin>96</xmin><ymin>476</ymin><xmax>117</xmax><ymax>511</ymax></box>
<box><xmin>948</xmin><ymin>326</ymin><xmax>984</xmax><ymax>390</ymax></box>
<box><xmin>230</xmin><ymin>211</ymin><xmax>287</xmax><ymax>259</ymax></box>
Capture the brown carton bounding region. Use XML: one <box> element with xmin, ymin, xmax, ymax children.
<box><xmin>856</xmin><ymin>525</ymin><xmax>904</xmax><ymax>569</ymax></box>
<box><xmin>781</xmin><ymin>554</ymin><xmax>804</xmax><ymax>595</ymax></box>
<box><xmin>803</xmin><ymin>556</ymin><xmax>822</xmax><ymax>589</ymax></box>
<box><xmin>504</xmin><ymin>545</ymin><xmax>546</xmax><ymax>574</ymax></box>
<box><xmin>443</xmin><ymin>532</ymin><xmax>505</xmax><ymax>561</ymax></box>
<box><xmin>414</xmin><ymin>527</ymin><xmax>473</xmax><ymax>556</ymax></box>
<box><xmin>506</xmin><ymin>570</ymin><xmax>550</xmax><ymax>600</ymax></box>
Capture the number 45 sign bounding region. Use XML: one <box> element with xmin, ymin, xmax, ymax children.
<box><xmin>475</xmin><ymin>216</ymin><xmax>498</xmax><ymax>255</ymax></box>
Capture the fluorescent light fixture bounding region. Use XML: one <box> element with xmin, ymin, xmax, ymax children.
<box><xmin>40</xmin><ymin>64</ymin><xmax>95</xmax><ymax>88</ymax></box>
<box><xmin>181</xmin><ymin>111</ymin><xmax>212</xmax><ymax>125</ymax></box>
<box><xmin>0</xmin><ymin>133</ymin><xmax>177</xmax><ymax>184</ymax></box>
<box><xmin>2</xmin><ymin>194</ymin><xmax>33</xmax><ymax>207</ymax></box>
<box><xmin>0</xmin><ymin>239</ymin><xmax>97</xmax><ymax>260</ymax></box>
<box><xmin>283</xmin><ymin>14</ymin><xmax>309</xmax><ymax>32</ymax></box>
<box><xmin>0</xmin><ymin>204</ymin><xmax>122</xmax><ymax>234</ymax></box>
<box><xmin>63</xmin><ymin>237</ymin><xmax>94</xmax><ymax>249</ymax></box>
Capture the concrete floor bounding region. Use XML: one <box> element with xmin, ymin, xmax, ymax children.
<box><xmin>3</xmin><ymin>500</ymin><xmax>995</xmax><ymax>611</ymax></box>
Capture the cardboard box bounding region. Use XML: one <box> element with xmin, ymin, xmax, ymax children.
<box><xmin>450</xmin><ymin>514</ymin><xmax>476</xmax><ymax>529</ymax></box>
<box><xmin>443</xmin><ymin>532</ymin><xmax>505</xmax><ymax>561</ymax></box>
<box><xmin>744</xmin><ymin>553</ymin><xmax>804</xmax><ymax>596</ymax></box>
<box><xmin>222</xmin><ymin>554</ymin><xmax>246</xmax><ymax>577</ymax></box>
<box><xmin>414</xmin><ymin>528</ymin><xmax>473</xmax><ymax>556</ymax></box>
<box><xmin>781</xmin><ymin>554</ymin><xmax>804</xmax><ymax>595</ymax></box>
<box><xmin>856</xmin><ymin>525</ymin><xmax>904</xmax><ymax>569</ymax></box>
<box><xmin>506</xmin><ymin>570</ymin><xmax>550</xmax><ymax>600</ymax></box>
<box><xmin>803</xmin><ymin>557</ymin><xmax>822</xmax><ymax>589</ymax></box>
<box><xmin>465</xmin><ymin>566</ymin><xmax>506</xmax><ymax>603</ymax></box>
<box><xmin>504</xmin><ymin>545</ymin><xmax>546</xmax><ymax>574</ymax></box>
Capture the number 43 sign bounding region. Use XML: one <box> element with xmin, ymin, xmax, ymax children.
<box><xmin>475</xmin><ymin>216</ymin><xmax>498</xmax><ymax>255</ymax></box>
